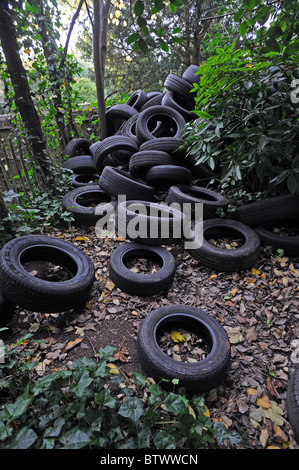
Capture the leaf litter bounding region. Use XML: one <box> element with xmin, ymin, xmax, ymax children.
<box><xmin>1</xmin><ymin>225</ymin><xmax>299</xmax><ymax>449</ymax></box>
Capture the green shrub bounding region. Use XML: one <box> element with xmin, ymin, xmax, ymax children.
<box><xmin>184</xmin><ymin>45</ymin><xmax>299</xmax><ymax>197</ymax></box>
<box><xmin>0</xmin><ymin>336</ymin><xmax>242</xmax><ymax>449</ymax></box>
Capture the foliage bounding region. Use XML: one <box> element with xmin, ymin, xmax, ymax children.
<box><xmin>0</xmin><ymin>168</ymin><xmax>74</xmax><ymax>247</ymax></box>
<box><xmin>0</xmin><ymin>338</ymin><xmax>242</xmax><ymax>449</ymax></box>
<box><xmin>183</xmin><ymin>0</ymin><xmax>299</xmax><ymax>198</ymax></box>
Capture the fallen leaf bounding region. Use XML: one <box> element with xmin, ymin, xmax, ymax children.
<box><xmin>256</xmin><ymin>393</ymin><xmax>271</xmax><ymax>410</ymax></box>
<box><xmin>264</xmin><ymin>401</ymin><xmax>284</xmax><ymax>426</ymax></box>
<box><xmin>106</xmin><ymin>363</ymin><xmax>120</xmax><ymax>374</ymax></box>
<box><xmin>105</xmin><ymin>280</ymin><xmax>115</xmax><ymax>291</ymax></box>
<box><xmin>75</xmin><ymin>236</ymin><xmax>89</xmax><ymax>241</ymax></box>
<box><xmin>252</xmin><ymin>268</ymin><xmax>261</xmax><ymax>276</ymax></box>
<box><xmin>64</xmin><ymin>338</ymin><xmax>83</xmax><ymax>352</ymax></box>
<box><xmin>225</xmin><ymin>326</ymin><xmax>244</xmax><ymax>344</ymax></box>
<box><xmin>273</xmin><ymin>424</ymin><xmax>288</xmax><ymax>444</ymax></box>
<box><xmin>170</xmin><ymin>330</ymin><xmax>185</xmax><ymax>343</ymax></box>
<box><xmin>247</xmin><ymin>388</ymin><xmax>258</xmax><ymax>396</ymax></box>
<box><xmin>260</xmin><ymin>428</ymin><xmax>269</xmax><ymax>448</ymax></box>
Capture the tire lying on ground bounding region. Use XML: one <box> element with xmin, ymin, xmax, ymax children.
<box><xmin>254</xmin><ymin>219</ymin><xmax>299</xmax><ymax>257</ymax></box>
<box><xmin>0</xmin><ymin>235</ymin><xmax>95</xmax><ymax>313</ymax></box>
<box><xmin>62</xmin><ymin>185</ymin><xmax>116</xmax><ymax>227</ymax></box>
<box><xmin>0</xmin><ymin>291</ymin><xmax>14</xmax><ymax>327</ymax></box>
<box><xmin>108</xmin><ymin>243</ymin><xmax>176</xmax><ymax>296</ymax></box>
<box><xmin>167</xmin><ymin>184</ymin><xmax>229</xmax><ymax>219</ymax></box>
<box><xmin>99</xmin><ymin>166</ymin><xmax>155</xmax><ymax>201</ymax></box>
<box><xmin>126</xmin><ymin>89</ymin><xmax>148</xmax><ymax>111</ymax></box>
<box><xmin>63</xmin><ymin>138</ymin><xmax>92</xmax><ymax>158</ymax></box>
<box><xmin>136</xmin><ymin>304</ymin><xmax>231</xmax><ymax>394</ymax></box>
<box><xmin>234</xmin><ymin>194</ymin><xmax>299</xmax><ymax>227</ymax></box>
<box><xmin>115</xmin><ymin>200</ymin><xmax>186</xmax><ymax>245</ymax></box>
<box><xmin>62</xmin><ymin>155</ymin><xmax>96</xmax><ymax>174</ymax></box>
<box><xmin>286</xmin><ymin>366</ymin><xmax>299</xmax><ymax>444</ymax></box>
<box><xmin>187</xmin><ymin>218</ymin><xmax>261</xmax><ymax>272</ymax></box>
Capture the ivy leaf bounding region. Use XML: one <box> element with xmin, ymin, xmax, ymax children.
<box><xmin>59</xmin><ymin>428</ymin><xmax>90</xmax><ymax>449</ymax></box>
<box><xmin>9</xmin><ymin>427</ymin><xmax>38</xmax><ymax>449</ymax></box>
<box><xmin>95</xmin><ymin>388</ymin><xmax>117</xmax><ymax>409</ymax></box>
<box><xmin>118</xmin><ymin>397</ymin><xmax>144</xmax><ymax>421</ymax></box>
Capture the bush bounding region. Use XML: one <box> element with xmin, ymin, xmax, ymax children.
<box><xmin>0</xmin><ymin>336</ymin><xmax>242</xmax><ymax>449</ymax></box>
<box><xmin>184</xmin><ymin>45</ymin><xmax>299</xmax><ymax>197</ymax></box>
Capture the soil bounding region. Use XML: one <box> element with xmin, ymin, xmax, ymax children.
<box><xmin>1</xmin><ymin>224</ymin><xmax>299</xmax><ymax>450</ymax></box>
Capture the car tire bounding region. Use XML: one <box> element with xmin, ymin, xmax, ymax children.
<box><xmin>136</xmin><ymin>304</ymin><xmax>231</xmax><ymax>394</ymax></box>
<box><xmin>167</xmin><ymin>184</ymin><xmax>229</xmax><ymax>219</ymax></box>
<box><xmin>0</xmin><ymin>291</ymin><xmax>14</xmax><ymax>327</ymax></box>
<box><xmin>187</xmin><ymin>218</ymin><xmax>261</xmax><ymax>272</ymax></box>
<box><xmin>115</xmin><ymin>199</ymin><xmax>186</xmax><ymax>245</ymax></box>
<box><xmin>136</xmin><ymin>105</ymin><xmax>186</xmax><ymax>144</ymax></box>
<box><xmin>286</xmin><ymin>366</ymin><xmax>299</xmax><ymax>444</ymax></box>
<box><xmin>234</xmin><ymin>194</ymin><xmax>299</xmax><ymax>227</ymax></box>
<box><xmin>71</xmin><ymin>173</ymin><xmax>100</xmax><ymax>188</ymax></box>
<box><xmin>129</xmin><ymin>151</ymin><xmax>178</xmax><ymax>177</ymax></box>
<box><xmin>108</xmin><ymin>243</ymin><xmax>176</xmax><ymax>296</ymax></box>
<box><xmin>254</xmin><ymin>219</ymin><xmax>299</xmax><ymax>257</ymax></box>
<box><xmin>144</xmin><ymin>165</ymin><xmax>192</xmax><ymax>187</ymax></box>
<box><xmin>99</xmin><ymin>166</ymin><xmax>155</xmax><ymax>201</ymax></box>
<box><xmin>93</xmin><ymin>135</ymin><xmax>139</xmax><ymax>174</ymax></box>
<box><xmin>0</xmin><ymin>235</ymin><xmax>95</xmax><ymax>313</ymax></box>
<box><xmin>106</xmin><ymin>104</ymin><xmax>139</xmax><ymax>136</ymax></box>
<box><xmin>63</xmin><ymin>138</ymin><xmax>92</xmax><ymax>158</ymax></box>
<box><xmin>62</xmin><ymin>185</ymin><xmax>116</xmax><ymax>227</ymax></box>
<box><xmin>62</xmin><ymin>155</ymin><xmax>96</xmax><ymax>174</ymax></box>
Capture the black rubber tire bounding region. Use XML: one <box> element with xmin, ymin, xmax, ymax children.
<box><xmin>167</xmin><ymin>185</ymin><xmax>229</xmax><ymax>219</ymax></box>
<box><xmin>136</xmin><ymin>105</ymin><xmax>186</xmax><ymax>144</ymax></box>
<box><xmin>136</xmin><ymin>304</ymin><xmax>231</xmax><ymax>394</ymax></box>
<box><xmin>182</xmin><ymin>65</ymin><xmax>201</xmax><ymax>84</ymax></box>
<box><xmin>62</xmin><ymin>155</ymin><xmax>96</xmax><ymax>174</ymax></box>
<box><xmin>286</xmin><ymin>366</ymin><xmax>299</xmax><ymax>444</ymax></box>
<box><xmin>234</xmin><ymin>194</ymin><xmax>299</xmax><ymax>227</ymax></box>
<box><xmin>62</xmin><ymin>185</ymin><xmax>116</xmax><ymax>227</ymax></box>
<box><xmin>140</xmin><ymin>92</ymin><xmax>164</xmax><ymax>110</ymax></box>
<box><xmin>93</xmin><ymin>135</ymin><xmax>139</xmax><ymax>174</ymax></box>
<box><xmin>187</xmin><ymin>218</ymin><xmax>261</xmax><ymax>272</ymax></box>
<box><xmin>108</xmin><ymin>243</ymin><xmax>176</xmax><ymax>296</ymax></box>
<box><xmin>63</xmin><ymin>138</ymin><xmax>92</xmax><ymax>158</ymax></box>
<box><xmin>99</xmin><ymin>166</ymin><xmax>155</xmax><ymax>201</ymax></box>
<box><xmin>0</xmin><ymin>235</ymin><xmax>95</xmax><ymax>313</ymax></box>
<box><xmin>106</xmin><ymin>104</ymin><xmax>139</xmax><ymax>136</ymax></box>
<box><xmin>144</xmin><ymin>165</ymin><xmax>192</xmax><ymax>187</ymax></box>
<box><xmin>162</xmin><ymin>91</ymin><xmax>195</xmax><ymax>122</ymax></box>
<box><xmin>254</xmin><ymin>220</ymin><xmax>299</xmax><ymax>257</ymax></box>
<box><xmin>71</xmin><ymin>173</ymin><xmax>100</xmax><ymax>188</ymax></box>
<box><xmin>126</xmin><ymin>89</ymin><xmax>148</xmax><ymax>111</ymax></box>
<box><xmin>164</xmin><ymin>74</ymin><xmax>195</xmax><ymax>103</ymax></box>
<box><xmin>115</xmin><ymin>200</ymin><xmax>186</xmax><ymax>246</ymax></box>
<box><xmin>0</xmin><ymin>291</ymin><xmax>14</xmax><ymax>327</ymax></box>
<box><xmin>129</xmin><ymin>151</ymin><xmax>178</xmax><ymax>177</ymax></box>
<box><xmin>140</xmin><ymin>136</ymin><xmax>186</xmax><ymax>158</ymax></box>
<box><xmin>120</xmin><ymin>114</ymin><xmax>139</xmax><ymax>143</ymax></box>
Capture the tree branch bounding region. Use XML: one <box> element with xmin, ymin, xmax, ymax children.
<box><xmin>60</xmin><ymin>0</ymin><xmax>85</xmax><ymax>68</ymax></box>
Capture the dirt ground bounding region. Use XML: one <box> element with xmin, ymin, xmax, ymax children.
<box><xmin>1</xmin><ymin>224</ymin><xmax>299</xmax><ymax>450</ymax></box>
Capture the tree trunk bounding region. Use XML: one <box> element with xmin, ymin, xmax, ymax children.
<box><xmin>93</xmin><ymin>0</ymin><xmax>111</xmax><ymax>140</ymax></box>
<box><xmin>37</xmin><ymin>0</ymin><xmax>69</xmax><ymax>150</ymax></box>
<box><xmin>0</xmin><ymin>0</ymin><xmax>51</xmax><ymax>181</ymax></box>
